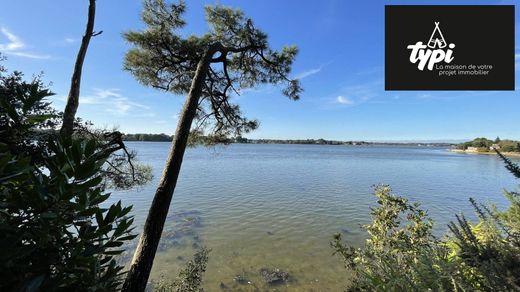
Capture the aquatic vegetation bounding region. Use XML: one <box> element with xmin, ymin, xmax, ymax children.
<box><xmin>259</xmin><ymin>268</ymin><xmax>290</xmax><ymax>284</ymax></box>
<box><xmin>152</xmin><ymin>247</ymin><xmax>210</xmax><ymax>292</ymax></box>
<box><xmin>218</xmin><ymin>267</ymin><xmax>291</xmax><ymax>291</ymax></box>
<box><xmin>160</xmin><ymin>211</ymin><xmax>204</xmax><ymax>251</ymax></box>
<box><xmin>116</xmin><ymin>210</ymin><xmax>204</xmax><ymax>266</ymax></box>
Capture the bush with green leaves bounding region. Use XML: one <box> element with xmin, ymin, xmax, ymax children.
<box><xmin>0</xmin><ymin>139</ymin><xmax>137</xmax><ymax>291</ymax></box>
<box><xmin>0</xmin><ymin>64</ymin><xmax>141</xmax><ymax>290</ymax></box>
<box><xmin>332</xmin><ymin>185</ymin><xmax>467</xmax><ymax>291</ymax></box>
<box><xmin>0</xmin><ymin>64</ymin><xmax>59</xmax><ymax>161</ymax></box>
<box><xmin>0</xmin><ymin>64</ymin><xmax>152</xmax><ymax>190</ymax></box>
<box><xmin>333</xmin><ymin>154</ymin><xmax>520</xmax><ymax>291</ymax></box>
<box><xmin>446</xmin><ymin>152</ymin><xmax>520</xmax><ymax>291</ymax></box>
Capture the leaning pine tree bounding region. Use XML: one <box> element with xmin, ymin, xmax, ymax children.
<box><xmin>122</xmin><ymin>0</ymin><xmax>301</xmax><ymax>290</ymax></box>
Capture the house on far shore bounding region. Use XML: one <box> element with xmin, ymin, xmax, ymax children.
<box><xmin>490</xmin><ymin>144</ymin><xmax>501</xmax><ymax>151</ymax></box>
<box><xmin>466</xmin><ymin>146</ymin><xmax>479</xmax><ymax>152</ymax></box>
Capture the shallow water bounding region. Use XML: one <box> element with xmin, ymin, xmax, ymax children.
<box><xmin>109</xmin><ymin>143</ymin><xmax>519</xmax><ymax>291</ymax></box>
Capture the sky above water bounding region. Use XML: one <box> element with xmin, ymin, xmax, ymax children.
<box><xmin>0</xmin><ymin>0</ymin><xmax>518</xmax><ymax>141</ymax></box>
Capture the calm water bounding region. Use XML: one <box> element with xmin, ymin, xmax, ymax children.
<box><xmin>110</xmin><ymin>143</ymin><xmax>519</xmax><ymax>291</ymax></box>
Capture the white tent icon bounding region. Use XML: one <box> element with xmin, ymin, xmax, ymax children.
<box><xmin>427</xmin><ymin>22</ymin><xmax>447</xmax><ymax>49</ymax></box>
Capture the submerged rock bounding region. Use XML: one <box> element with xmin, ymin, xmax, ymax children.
<box><xmin>259</xmin><ymin>268</ymin><xmax>289</xmax><ymax>284</ymax></box>
<box><xmin>181</xmin><ymin>216</ymin><xmax>202</xmax><ymax>228</ymax></box>
<box><xmin>233</xmin><ymin>275</ymin><xmax>250</xmax><ymax>285</ymax></box>
<box><xmin>341</xmin><ymin>227</ymin><xmax>356</xmax><ymax>235</ymax></box>
<box><xmin>119</xmin><ymin>210</ymin><xmax>205</xmax><ymax>263</ymax></box>
<box><xmin>162</xmin><ymin>229</ymin><xmax>181</xmax><ymax>240</ymax></box>
<box><xmin>158</xmin><ymin>210</ymin><xmax>205</xmax><ymax>252</ymax></box>
<box><xmin>167</xmin><ymin>210</ymin><xmax>202</xmax><ymax>219</ymax></box>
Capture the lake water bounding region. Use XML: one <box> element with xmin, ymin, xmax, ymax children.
<box><xmin>111</xmin><ymin>142</ymin><xmax>519</xmax><ymax>291</ymax></box>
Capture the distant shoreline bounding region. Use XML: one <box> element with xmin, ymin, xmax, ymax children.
<box><xmin>449</xmin><ymin>149</ymin><xmax>520</xmax><ymax>157</ymax></box>
<box><xmin>124</xmin><ymin>139</ymin><xmax>454</xmax><ymax>147</ymax></box>
<box><xmin>122</xmin><ymin>134</ymin><xmax>457</xmax><ymax>146</ymax></box>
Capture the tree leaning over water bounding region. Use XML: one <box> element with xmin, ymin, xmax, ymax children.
<box><xmin>122</xmin><ymin>0</ymin><xmax>302</xmax><ymax>290</ymax></box>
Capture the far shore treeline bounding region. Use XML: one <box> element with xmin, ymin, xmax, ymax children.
<box><xmin>123</xmin><ymin>134</ymin><xmax>520</xmax><ymax>152</ymax></box>
<box><xmin>123</xmin><ymin>133</ymin><xmax>173</xmax><ymax>142</ymax></box>
<box><xmin>122</xmin><ymin>134</ymin><xmax>455</xmax><ymax>146</ymax></box>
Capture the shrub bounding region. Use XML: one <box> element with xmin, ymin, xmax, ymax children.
<box><xmin>0</xmin><ymin>65</ymin><xmax>139</xmax><ymax>290</ymax></box>
<box><xmin>332</xmin><ymin>185</ymin><xmax>471</xmax><ymax>291</ymax></box>
<box><xmin>333</xmin><ymin>154</ymin><xmax>520</xmax><ymax>291</ymax></box>
<box><xmin>0</xmin><ymin>65</ymin><xmax>152</xmax><ymax>191</ymax></box>
<box><xmin>0</xmin><ymin>140</ymin><xmax>137</xmax><ymax>291</ymax></box>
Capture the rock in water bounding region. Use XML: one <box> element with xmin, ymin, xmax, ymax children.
<box><xmin>259</xmin><ymin>268</ymin><xmax>289</xmax><ymax>284</ymax></box>
<box><xmin>341</xmin><ymin>228</ymin><xmax>353</xmax><ymax>234</ymax></box>
<box><xmin>233</xmin><ymin>275</ymin><xmax>249</xmax><ymax>285</ymax></box>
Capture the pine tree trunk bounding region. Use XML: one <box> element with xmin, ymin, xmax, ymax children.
<box><xmin>122</xmin><ymin>48</ymin><xmax>215</xmax><ymax>292</ymax></box>
<box><xmin>61</xmin><ymin>0</ymin><xmax>97</xmax><ymax>137</ymax></box>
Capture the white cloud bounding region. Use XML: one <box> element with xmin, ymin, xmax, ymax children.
<box><xmin>81</xmin><ymin>89</ymin><xmax>154</xmax><ymax>117</ymax></box>
<box><xmin>295</xmin><ymin>67</ymin><xmax>322</xmax><ymax>79</ymax></box>
<box><xmin>294</xmin><ymin>62</ymin><xmax>333</xmax><ymax>80</ymax></box>
<box><xmin>64</xmin><ymin>37</ymin><xmax>76</xmax><ymax>44</ymax></box>
<box><xmin>0</xmin><ymin>28</ymin><xmax>23</xmax><ymax>51</ymax></box>
<box><xmin>9</xmin><ymin>51</ymin><xmax>50</xmax><ymax>59</ymax></box>
<box><xmin>336</xmin><ymin>95</ymin><xmax>354</xmax><ymax>105</ymax></box>
<box><xmin>332</xmin><ymin>79</ymin><xmax>383</xmax><ymax>106</ymax></box>
<box><xmin>0</xmin><ymin>27</ymin><xmax>50</xmax><ymax>59</ymax></box>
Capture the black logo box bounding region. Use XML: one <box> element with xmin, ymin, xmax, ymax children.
<box><xmin>385</xmin><ymin>5</ymin><xmax>515</xmax><ymax>91</ymax></box>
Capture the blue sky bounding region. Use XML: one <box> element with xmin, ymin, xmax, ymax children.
<box><xmin>0</xmin><ymin>0</ymin><xmax>518</xmax><ymax>141</ymax></box>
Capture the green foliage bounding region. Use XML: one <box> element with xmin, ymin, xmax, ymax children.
<box><xmin>332</xmin><ymin>185</ymin><xmax>467</xmax><ymax>291</ymax></box>
<box><xmin>333</xmin><ymin>156</ymin><xmax>520</xmax><ymax>291</ymax></box>
<box><xmin>124</xmin><ymin>0</ymin><xmax>301</xmax><ymax>143</ymax></box>
<box><xmin>498</xmin><ymin>140</ymin><xmax>520</xmax><ymax>153</ymax></box>
<box><xmin>153</xmin><ymin>247</ymin><xmax>210</xmax><ymax>292</ymax></box>
<box><xmin>456</xmin><ymin>137</ymin><xmax>520</xmax><ymax>153</ymax></box>
<box><xmin>0</xmin><ymin>67</ymin><xmax>59</xmax><ymax>161</ymax></box>
<box><xmin>457</xmin><ymin>137</ymin><xmax>493</xmax><ymax>150</ymax></box>
<box><xmin>0</xmin><ymin>139</ymin><xmax>137</xmax><ymax>291</ymax></box>
<box><xmin>123</xmin><ymin>133</ymin><xmax>172</xmax><ymax>142</ymax></box>
<box><xmin>0</xmin><ymin>64</ymin><xmax>139</xmax><ymax>290</ymax></box>
<box><xmin>0</xmin><ymin>64</ymin><xmax>152</xmax><ymax>190</ymax></box>
<box><xmin>445</xmin><ymin>152</ymin><xmax>520</xmax><ymax>291</ymax></box>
